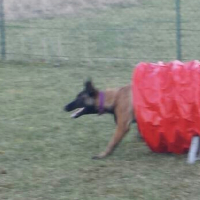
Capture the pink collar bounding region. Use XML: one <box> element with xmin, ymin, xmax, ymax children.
<box><xmin>98</xmin><ymin>91</ymin><xmax>105</xmax><ymax>115</ymax></box>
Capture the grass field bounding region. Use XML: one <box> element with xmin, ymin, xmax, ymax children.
<box><xmin>6</xmin><ymin>0</ymin><xmax>178</xmax><ymax>63</ymax></box>
<box><xmin>1</xmin><ymin>0</ymin><xmax>200</xmax><ymax>199</ymax></box>
<box><xmin>1</xmin><ymin>62</ymin><xmax>200</xmax><ymax>200</ymax></box>
<box><xmin>5</xmin><ymin>0</ymin><xmax>200</xmax><ymax>64</ymax></box>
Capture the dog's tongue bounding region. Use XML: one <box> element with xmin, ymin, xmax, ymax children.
<box><xmin>71</xmin><ymin>108</ymin><xmax>84</xmax><ymax>118</ymax></box>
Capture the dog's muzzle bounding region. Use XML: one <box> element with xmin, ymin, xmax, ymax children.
<box><xmin>64</xmin><ymin>104</ymin><xmax>85</xmax><ymax>118</ymax></box>
<box><xmin>70</xmin><ymin>108</ymin><xmax>85</xmax><ymax>118</ymax></box>
<box><xmin>64</xmin><ymin>105</ymin><xmax>71</xmax><ymax>112</ymax></box>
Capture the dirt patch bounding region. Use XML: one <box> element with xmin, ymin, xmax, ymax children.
<box><xmin>4</xmin><ymin>0</ymin><xmax>139</xmax><ymax>20</ymax></box>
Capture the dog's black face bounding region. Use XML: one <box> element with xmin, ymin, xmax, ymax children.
<box><xmin>64</xmin><ymin>80</ymin><xmax>98</xmax><ymax>118</ymax></box>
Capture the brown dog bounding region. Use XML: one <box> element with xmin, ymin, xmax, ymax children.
<box><xmin>64</xmin><ymin>80</ymin><xmax>136</xmax><ymax>159</ymax></box>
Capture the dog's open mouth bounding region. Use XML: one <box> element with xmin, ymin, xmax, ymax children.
<box><xmin>70</xmin><ymin>108</ymin><xmax>85</xmax><ymax>118</ymax></box>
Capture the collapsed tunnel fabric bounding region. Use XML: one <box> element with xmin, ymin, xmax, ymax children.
<box><xmin>132</xmin><ymin>60</ymin><xmax>200</xmax><ymax>154</ymax></box>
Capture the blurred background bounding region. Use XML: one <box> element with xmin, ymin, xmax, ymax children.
<box><xmin>1</xmin><ymin>0</ymin><xmax>199</xmax><ymax>66</ymax></box>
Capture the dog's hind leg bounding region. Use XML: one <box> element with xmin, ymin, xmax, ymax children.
<box><xmin>92</xmin><ymin>107</ymin><xmax>132</xmax><ymax>159</ymax></box>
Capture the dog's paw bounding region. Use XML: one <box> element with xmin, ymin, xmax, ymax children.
<box><xmin>92</xmin><ymin>152</ymin><xmax>107</xmax><ymax>160</ymax></box>
<box><xmin>92</xmin><ymin>155</ymin><xmax>101</xmax><ymax>160</ymax></box>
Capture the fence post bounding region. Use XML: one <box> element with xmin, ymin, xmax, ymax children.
<box><xmin>0</xmin><ymin>0</ymin><xmax>6</xmax><ymax>60</ymax></box>
<box><xmin>175</xmin><ymin>0</ymin><xmax>182</xmax><ymax>61</ymax></box>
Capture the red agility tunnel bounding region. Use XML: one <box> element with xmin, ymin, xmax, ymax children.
<box><xmin>132</xmin><ymin>60</ymin><xmax>200</xmax><ymax>154</ymax></box>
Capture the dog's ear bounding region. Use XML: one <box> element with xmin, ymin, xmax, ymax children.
<box><xmin>84</xmin><ymin>80</ymin><xmax>98</xmax><ymax>97</ymax></box>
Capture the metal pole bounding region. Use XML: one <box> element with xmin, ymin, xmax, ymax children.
<box><xmin>175</xmin><ymin>0</ymin><xmax>182</xmax><ymax>61</ymax></box>
<box><xmin>0</xmin><ymin>0</ymin><xmax>5</xmax><ymax>60</ymax></box>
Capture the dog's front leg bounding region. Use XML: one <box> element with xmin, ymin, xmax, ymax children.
<box><xmin>92</xmin><ymin>87</ymin><xmax>133</xmax><ymax>160</ymax></box>
<box><xmin>92</xmin><ymin>107</ymin><xmax>132</xmax><ymax>160</ymax></box>
<box><xmin>92</xmin><ymin>123</ymin><xmax>130</xmax><ymax>159</ymax></box>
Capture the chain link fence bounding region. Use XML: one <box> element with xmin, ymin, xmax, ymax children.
<box><xmin>0</xmin><ymin>0</ymin><xmax>199</xmax><ymax>66</ymax></box>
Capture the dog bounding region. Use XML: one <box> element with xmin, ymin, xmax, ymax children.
<box><xmin>64</xmin><ymin>80</ymin><xmax>136</xmax><ymax>159</ymax></box>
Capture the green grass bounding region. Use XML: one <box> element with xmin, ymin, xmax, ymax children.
<box><xmin>5</xmin><ymin>0</ymin><xmax>200</xmax><ymax>65</ymax></box>
<box><xmin>1</xmin><ymin>0</ymin><xmax>200</xmax><ymax>199</ymax></box>
<box><xmin>5</xmin><ymin>0</ymin><xmax>200</xmax><ymax>64</ymax></box>
<box><xmin>5</xmin><ymin>0</ymin><xmax>178</xmax><ymax>64</ymax></box>
<box><xmin>1</xmin><ymin>61</ymin><xmax>200</xmax><ymax>200</ymax></box>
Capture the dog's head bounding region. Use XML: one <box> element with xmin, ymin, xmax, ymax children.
<box><xmin>64</xmin><ymin>80</ymin><xmax>99</xmax><ymax>118</ymax></box>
